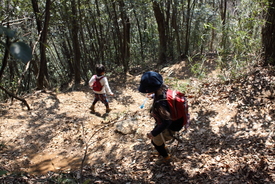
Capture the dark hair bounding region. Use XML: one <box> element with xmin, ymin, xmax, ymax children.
<box><xmin>151</xmin><ymin>102</ymin><xmax>171</xmax><ymax>120</ymax></box>
<box><xmin>151</xmin><ymin>85</ymin><xmax>171</xmax><ymax>120</ymax></box>
<box><xmin>96</xmin><ymin>64</ymin><xmax>105</xmax><ymax>75</ymax></box>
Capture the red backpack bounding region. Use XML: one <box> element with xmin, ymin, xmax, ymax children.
<box><xmin>166</xmin><ymin>89</ymin><xmax>190</xmax><ymax>130</ymax></box>
<box><xmin>92</xmin><ymin>75</ymin><xmax>105</xmax><ymax>91</ymax></box>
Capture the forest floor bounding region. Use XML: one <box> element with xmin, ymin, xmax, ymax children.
<box><xmin>0</xmin><ymin>60</ymin><xmax>275</xmax><ymax>184</ymax></box>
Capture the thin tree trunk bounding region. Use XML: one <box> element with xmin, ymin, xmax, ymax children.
<box><xmin>184</xmin><ymin>0</ymin><xmax>191</xmax><ymax>56</ymax></box>
<box><xmin>33</xmin><ymin>0</ymin><xmax>51</xmax><ymax>89</ymax></box>
<box><xmin>262</xmin><ymin>0</ymin><xmax>275</xmax><ymax>65</ymax></box>
<box><xmin>71</xmin><ymin>0</ymin><xmax>81</xmax><ymax>85</ymax></box>
<box><xmin>0</xmin><ymin>35</ymin><xmax>10</xmax><ymax>82</ymax></box>
<box><xmin>220</xmin><ymin>0</ymin><xmax>227</xmax><ymax>50</ymax></box>
<box><xmin>119</xmin><ymin>0</ymin><xmax>130</xmax><ymax>73</ymax></box>
<box><xmin>171</xmin><ymin>1</ymin><xmax>181</xmax><ymax>60</ymax></box>
<box><xmin>152</xmin><ymin>1</ymin><xmax>167</xmax><ymax>64</ymax></box>
<box><xmin>95</xmin><ymin>0</ymin><xmax>105</xmax><ymax>62</ymax></box>
<box><xmin>132</xmin><ymin>7</ymin><xmax>144</xmax><ymax>62</ymax></box>
<box><xmin>110</xmin><ymin>1</ymin><xmax>123</xmax><ymax>65</ymax></box>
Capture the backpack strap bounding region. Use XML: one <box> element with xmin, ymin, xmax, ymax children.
<box><xmin>95</xmin><ymin>75</ymin><xmax>105</xmax><ymax>81</ymax></box>
<box><xmin>169</xmin><ymin>90</ymin><xmax>178</xmax><ymax>119</ymax></box>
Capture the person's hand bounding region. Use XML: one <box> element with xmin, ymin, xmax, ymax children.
<box><xmin>110</xmin><ymin>93</ymin><xmax>114</xmax><ymax>96</ymax></box>
<box><xmin>147</xmin><ymin>132</ymin><xmax>154</xmax><ymax>139</ymax></box>
<box><xmin>148</xmin><ymin>93</ymin><xmax>154</xmax><ymax>99</ymax></box>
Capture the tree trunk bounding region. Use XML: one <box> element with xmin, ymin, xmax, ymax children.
<box><xmin>95</xmin><ymin>0</ymin><xmax>105</xmax><ymax>62</ymax></box>
<box><xmin>171</xmin><ymin>1</ymin><xmax>181</xmax><ymax>60</ymax></box>
<box><xmin>0</xmin><ymin>35</ymin><xmax>10</xmax><ymax>82</ymax></box>
<box><xmin>184</xmin><ymin>0</ymin><xmax>192</xmax><ymax>57</ymax></box>
<box><xmin>262</xmin><ymin>0</ymin><xmax>275</xmax><ymax>65</ymax></box>
<box><xmin>109</xmin><ymin>1</ymin><xmax>124</xmax><ymax>65</ymax></box>
<box><xmin>152</xmin><ymin>1</ymin><xmax>167</xmax><ymax>64</ymax></box>
<box><xmin>118</xmin><ymin>0</ymin><xmax>130</xmax><ymax>73</ymax></box>
<box><xmin>32</xmin><ymin>0</ymin><xmax>51</xmax><ymax>89</ymax></box>
<box><xmin>220</xmin><ymin>0</ymin><xmax>227</xmax><ymax>51</ymax></box>
<box><xmin>132</xmin><ymin>7</ymin><xmax>144</xmax><ymax>62</ymax></box>
<box><xmin>71</xmin><ymin>0</ymin><xmax>81</xmax><ymax>84</ymax></box>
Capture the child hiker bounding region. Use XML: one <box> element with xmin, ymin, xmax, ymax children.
<box><xmin>89</xmin><ymin>64</ymin><xmax>114</xmax><ymax>113</ymax></box>
<box><xmin>138</xmin><ymin>71</ymin><xmax>184</xmax><ymax>165</ymax></box>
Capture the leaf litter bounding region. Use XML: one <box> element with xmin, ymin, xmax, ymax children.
<box><xmin>0</xmin><ymin>65</ymin><xmax>274</xmax><ymax>183</ymax></box>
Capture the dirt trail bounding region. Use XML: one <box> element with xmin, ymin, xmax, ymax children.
<box><xmin>0</xmin><ymin>64</ymin><xmax>274</xmax><ymax>183</ymax></box>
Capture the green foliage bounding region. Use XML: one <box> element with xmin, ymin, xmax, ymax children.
<box><xmin>176</xmin><ymin>81</ymin><xmax>190</xmax><ymax>94</ymax></box>
<box><xmin>0</xmin><ymin>0</ymin><xmax>268</xmax><ymax>100</ymax></box>
<box><xmin>190</xmin><ymin>62</ymin><xmax>206</xmax><ymax>79</ymax></box>
<box><xmin>217</xmin><ymin>55</ymin><xmax>251</xmax><ymax>83</ymax></box>
<box><xmin>188</xmin><ymin>55</ymin><xmax>206</xmax><ymax>79</ymax></box>
<box><xmin>216</xmin><ymin>0</ymin><xmax>265</xmax><ymax>70</ymax></box>
<box><xmin>165</xmin><ymin>77</ymin><xmax>190</xmax><ymax>93</ymax></box>
<box><xmin>215</xmin><ymin>0</ymin><xmax>264</xmax><ymax>80</ymax></box>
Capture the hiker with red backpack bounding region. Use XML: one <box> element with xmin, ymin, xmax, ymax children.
<box><xmin>89</xmin><ymin>64</ymin><xmax>114</xmax><ymax>113</ymax></box>
<box><xmin>138</xmin><ymin>71</ymin><xmax>190</xmax><ymax>165</ymax></box>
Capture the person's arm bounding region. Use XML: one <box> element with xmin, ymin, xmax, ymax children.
<box><xmin>151</xmin><ymin>119</ymin><xmax>171</xmax><ymax>136</ymax></box>
<box><xmin>89</xmin><ymin>75</ymin><xmax>96</xmax><ymax>87</ymax></box>
<box><xmin>147</xmin><ymin>119</ymin><xmax>172</xmax><ymax>139</ymax></box>
<box><xmin>102</xmin><ymin>77</ymin><xmax>114</xmax><ymax>95</ymax></box>
<box><xmin>150</xmin><ymin>99</ymin><xmax>172</xmax><ymax>137</ymax></box>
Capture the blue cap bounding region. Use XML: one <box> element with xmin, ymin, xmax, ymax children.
<box><xmin>138</xmin><ymin>71</ymin><xmax>163</xmax><ymax>93</ymax></box>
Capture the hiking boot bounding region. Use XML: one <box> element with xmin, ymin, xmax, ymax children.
<box><xmin>106</xmin><ymin>108</ymin><xmax>112</xmax><ymax>113</ymax></box>
<box><xmin>89</xmin><ymin>105</ymin><xmax>95</xmax><ymax>112</ymax></box>
<box><xmin>155</xmin><ymin>155</ymin><xmax>171</xmax><ymax>165</ymax></box>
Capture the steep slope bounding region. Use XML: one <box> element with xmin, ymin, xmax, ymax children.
<box><xmin>0</xmin><ymin>64</ymin><xmax>274</xmax><ymax>183</ymax></box>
